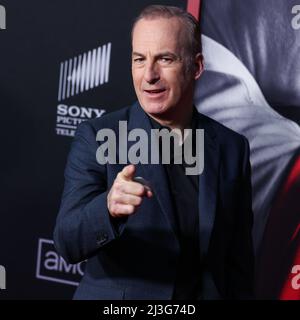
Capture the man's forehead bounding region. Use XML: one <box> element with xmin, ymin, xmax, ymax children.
<box><xmin>133</xmin><ymin>16</ymin><xmax>184</xmax><ymax>38</ymax></box>
<box><xmin>132</xmin><ymin>17</ymin><xmax>185</xmax><ymax>50</ymax></box>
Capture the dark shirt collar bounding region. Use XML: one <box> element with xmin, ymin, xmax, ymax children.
<box><xmin>146</xmin><ymin>106</ymin><xmax>198</xmax><ymax>164</ymax></box>
<box><xmin>147</xmin><ymin>106</ymin><xmax>198</xmax><ymax>132</ymax></box>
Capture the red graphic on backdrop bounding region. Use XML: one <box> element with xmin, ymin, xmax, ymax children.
<box><xmin>187</xmin><ymin>0</ymin><xmax>201</xmax><ymax>20</ymax></box>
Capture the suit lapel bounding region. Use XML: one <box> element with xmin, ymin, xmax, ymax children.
<box><xmin>127</xmin><ymin>103</ymin><xmax>179</xmax><ymax>240</ymax></box>
<box><xmin>196</xmin><ymin>112</ymin><xmax>220</xmax><ymax>258</ymax></box>
<box><xmin>126</xmin><ymin>103</ymin><xmax>219</xmax><ymax>253</ymax></box>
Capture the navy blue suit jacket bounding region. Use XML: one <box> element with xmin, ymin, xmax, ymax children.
<box><xmin>54</xmin><ymin>102</ymin><xmax>254</xmax><ymax>300</ymax></box>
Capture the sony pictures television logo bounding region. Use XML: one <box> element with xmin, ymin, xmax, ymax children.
<box><xmin>55</xmin><ymin>43</ymin><xmax>110</xmax><ymax>137</ymax></box>
<box><xmin>292</xmin><ymin>5</ymin><xmax>300</xmax><ymax>30</ymax></box>
<box><xmin>0</xmin><ymin>5</ymin><xmax>6</xmax><ymax>30</ymax></box>
<box><xmin>36</xmin><ymin>238</ymin><xmax>85</xmax><ymax>286</ymax></box>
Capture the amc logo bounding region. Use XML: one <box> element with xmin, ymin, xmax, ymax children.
<box><xmin>36</xmin><ymin>238</ymin><xmax>85</xmax><ymax>286</ymax></box>
<box><xmin>0</xmin><ymin>5</ymin><xmax>6</xmax><ymax>30</ymax></box>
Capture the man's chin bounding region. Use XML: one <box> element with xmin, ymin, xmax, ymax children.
<box><xmin>140</xmin><ymin>102</ymin><xmax>168</xmax><ymax>116</ymax></box>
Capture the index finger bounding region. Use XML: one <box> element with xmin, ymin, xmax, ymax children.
<box><xmin>120</xmin><ymin>164</ymin><xmax>136</xmax><ymax>181</ymax></box>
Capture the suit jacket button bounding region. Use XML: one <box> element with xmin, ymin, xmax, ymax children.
<box><xmin>96</xmin><ymin>233</ymin><xmax>108</xmax><ymax>246</ymax></box>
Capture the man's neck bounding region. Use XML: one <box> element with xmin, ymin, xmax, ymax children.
<box><xmin>147</xmin><ymin>105</ymin><xmax>194</xmax><ymax>133</ymax></box>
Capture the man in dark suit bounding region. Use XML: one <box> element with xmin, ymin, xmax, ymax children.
<box><xmin>54</xmin><ymin>5</ymin><xmax>254</xmax><ymax>300</ymax></box>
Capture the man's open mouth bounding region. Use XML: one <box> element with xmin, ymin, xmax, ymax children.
<box><xmin>144</xmin><ymin>88</ymin><xmax>166</xmax><ymax>96</ymax></box>
<box><xmin>145</xmin><ymin>89</ymin><xmax>165</xmax><ymax>93</ymax></box>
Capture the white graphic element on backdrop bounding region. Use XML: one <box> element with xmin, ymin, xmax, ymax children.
<box><xmin>58</xmin><ymin>43</ymin><xmax>111</xmax><ymax>101</ymax></box>
<box><xmin>0</xmin><ymin>265</ymin><xmax>6</xmax><ymax>289</ymax></box>
<box><xmin>195</xmin><ymin>35</ymin><xmax>300</xmax><ymax>251</ymax></box>
<box><xmin>291</xmin><ymin>5</ymin><xmax>300</xmax><ymax>30</ymax></box>
<box><xmin>0</xmin><ymin>5</ymin><xmax>6</xmax><ymax>30</ymax></box>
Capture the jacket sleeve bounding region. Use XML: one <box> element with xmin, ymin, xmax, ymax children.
<box><xmin>53</xmin><ymin>121</ymin><xmax>123</xmax><ymax>264</ymax></box>
<box><xmin>229</xmin><ymin>136</ymin><xmax>255</xmax><ymax>299</ymax></box>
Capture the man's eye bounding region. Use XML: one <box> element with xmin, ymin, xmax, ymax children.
<box><xmin>133</xmin><ymin>58</ymin><xmax>144</xmax><ymax>63</ymax></box>
<box><xmin>160</xmin><ymin>57</ymin><xmax>172</xmax><ymax>63</ymax></box>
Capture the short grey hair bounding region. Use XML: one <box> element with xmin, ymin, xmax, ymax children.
<box><xmin>132</xmin><ymin>5</ymin><xmax>202</xmax><ymax>71</ymax></box>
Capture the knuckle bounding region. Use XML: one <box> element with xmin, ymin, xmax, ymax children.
<box><xmin>114</xmin><ymin>181</ymin><xmax>122</xmax><ymax>192</ymax></box>
<box><xmin>113</xmin><ymin>207</ymin><xmax>120</xmax><ymax>215</ymax></box>
<box><xmin>109</xmin><ymin>193</ymin><xmax>118</xmax><ymax>204</ymax></box>
<box><xmin>116</xmin><ymin>171</ymin><xmax>123</xmax><ymax>179</ymax></box>
<box><xmin>114</xmin><ymin>204</ymin><xmax>123</xmax><ymax>215</ymax></box>
<box><xmin>111</xmin><ymin>201</ymin><xmax>120</xmax><ymax>213</ymax></box>
<box><xmin>127</xmin><ymin>205</ymin><xmax>135</xmax><ymax>214</ymax></box>
<box><xmin>137</xmin><ymin>186</ymin><xmax>145</xmax><ymax>195</ymax></box>
<box><xmin>136</xmin><ymin>197</ymin><xmax>142</xmax><ymax>206</ymax></box>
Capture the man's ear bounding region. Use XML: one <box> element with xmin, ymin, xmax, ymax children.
<box><xmin>194</xmin><ymin>53</ymin><xmax>204</xmax><ymax>80</ymax></box>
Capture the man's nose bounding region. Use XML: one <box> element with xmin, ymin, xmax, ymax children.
<box><xmin>144</xmin><ymin>62</ymin><xmax>160</xmax><ymax>84</ymax></box>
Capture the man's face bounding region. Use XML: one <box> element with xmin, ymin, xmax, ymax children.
<box><xmin>131</xmin><ymin>17</ymin><xmax>199</xmax><ymax>118</ymax></box>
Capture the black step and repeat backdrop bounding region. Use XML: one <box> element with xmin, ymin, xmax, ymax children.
<box><xmin>0</xmin><ymin>0</ymin><xmax>299</xmax><ymax>299</ymax></box>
